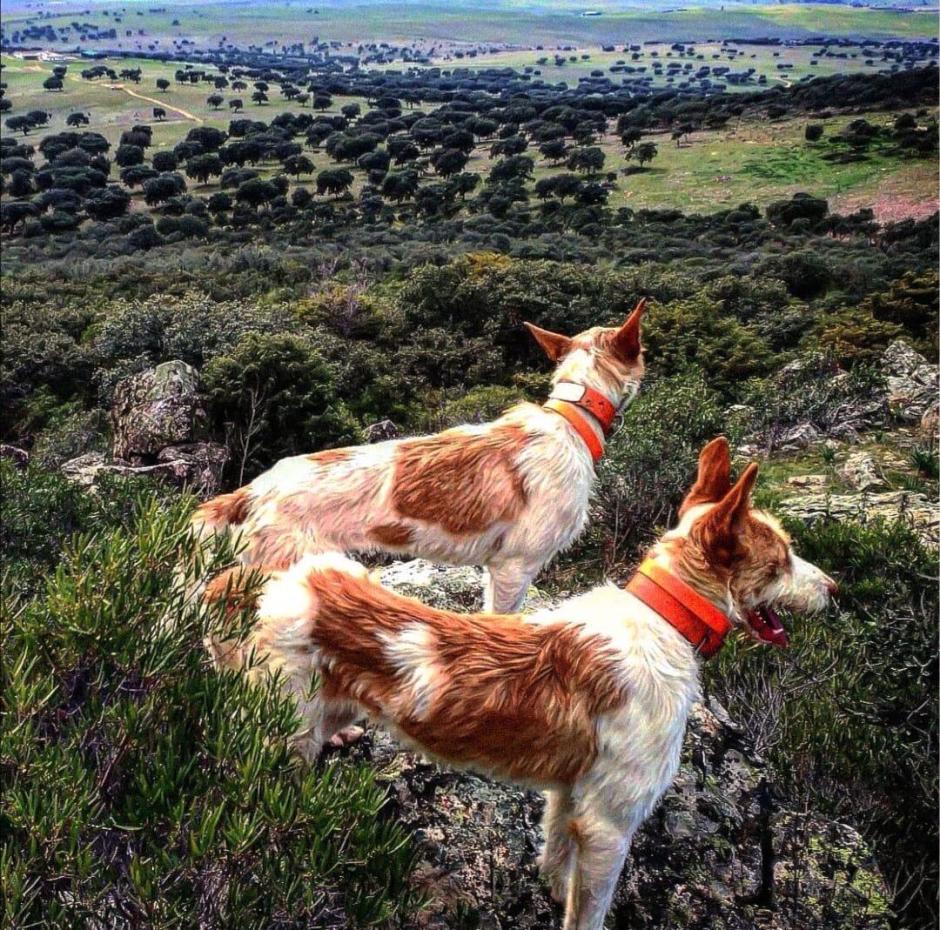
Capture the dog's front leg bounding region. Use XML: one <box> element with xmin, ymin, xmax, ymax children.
<box><xmin>483</xmin><ymin>558</ymin><xmax>541</xmax><ymax>613</ymax></box>
<box><xmin>538</xmin><ymin>788</ymin><xmax>575</xmax><ymax>903</ymax></box>
<box><xmin>563</xmin><ymin>815</ymin><xmax>632</xmax><ymax>930</ymax></box>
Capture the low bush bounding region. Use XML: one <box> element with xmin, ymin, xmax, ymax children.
<box><xmin>1</xmin><ymin>464</ymin><xmax>422</xmax><ymax>928</ymax></box>
<box><xmin>562</xmin><ymin>370</ymin><xmax>728</xmax><ymax>583</ymax></box>
<box><xmin>202</xmin><ymin>332</ymin><xmax>360</xmax><ymax>483</ymax></box>
<box><xmin>709</xmin><ymin>516</ymin><xmax>938</xmax><ymax>929</ymax></box>
<box><xmin>739</xmin><ymin>357</ymin><xmax>886</xmax><ymax>451</ymax></box>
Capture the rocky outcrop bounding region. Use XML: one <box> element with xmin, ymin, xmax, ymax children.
<box><xmin>882</xmin><ymin>340</ymin><xmax>937</xmax><ymax>424</ymax></box>
<box><xmin>838</xmin><ymin>451</ymin><xmax>884</xmax><ymax>491</ymax></box>
<box><xmin>778</xmin><ymin>489</ymin><xmax>938</xmax><ymax>545</ymax></box>
<box><xmin>111</xmin><ymin>360</ymin><xmax>207</xmax><ymax>463</ymax></box>
<box><xmin>0</xmin><ymin>444</ymin><xmax>29</xmax><ymax>469</ymax></box>
<box><xmin>62</xmin><ymin>361</ymin><xmax>227</xmax><ymax>497</ymax></box>
<box><xmin>339</xmin><ymin>560</ymin><xmax>892</xmax><ymax>930</ymax></box>
<box><xmin>364</xmin><ymin>419</ymin><xmax>400</xmax><ymax>443</ymax></box>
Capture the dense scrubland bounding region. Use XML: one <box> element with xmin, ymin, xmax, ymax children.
<box><xmin>1</xmin><ymin>21</ymin><xmax>938</xmax><ymax>930</ymax></box>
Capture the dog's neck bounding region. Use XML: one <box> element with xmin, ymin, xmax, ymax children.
<box><xmin>641</xmin><ymin>539</ymin><xmax>736</xmax><ymax>623</ymax></box>
<box><xmin>548</xmin><ymin>349</ymin><xmax>639</xmax><ymax>445</ymax></box>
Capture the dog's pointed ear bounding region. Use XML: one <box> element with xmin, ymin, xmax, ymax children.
<box><xmin>694</xmin><ymin>462</ymin><xmax>759</xmax><ymax>563</ymax></box>
<box><xmin>523</xmin><ymin>321</ymin><xmax>572</xmax><ymax>362</ymax></box>
<box><xmin>609</xmin><ymin>297</ymin><xmax>647</xmax><ymax>362</ymax></box>
<box><xmin>679</xmin><ymin>437</ymin><xmax>733</xmax><ymax>515</ymax></box>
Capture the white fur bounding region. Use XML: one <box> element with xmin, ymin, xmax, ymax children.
<box><xmin>379</xmin><ymin>623</ymin><xmax>440</xmax><ymax>719</ymax></box>
<box><xmin>195</xmin><ymin>342</ymin><xmax>641</xmax><ymax>618</ymax></box>
<box><xmin>760</xmin><ymin>552</ymin><xmax>835</xmax><ymax>615</ymax></box>
<box><xmin>230</xmin><ymin>512</ymin><xmax>833</xmax><ymax>930</ymax></box>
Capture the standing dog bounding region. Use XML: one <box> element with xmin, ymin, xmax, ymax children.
<box><xmin>204</xmin><ymin>438</ymin><xmax>837</xmax><ymax>930</ymax></box>
<box><xmin>192</xmin><ymin>300</ymin><xmax>646</xmax><ymax>615</ymax></box>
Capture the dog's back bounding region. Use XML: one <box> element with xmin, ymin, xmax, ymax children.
<box><xmin>191</xmin><ymin>304</ymin><xmax>647</xmax><ymax>614</ymax></box>
<box><xmin>237</xmin><ymin>553</ymin><xmax>635</xmax><ymax>784</ymax></box>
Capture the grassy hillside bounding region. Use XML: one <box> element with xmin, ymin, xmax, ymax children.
<box><xmin>1</xmin><ymin>24</ymin><xmax>937</xmax><ymax>929</ymax></box>
<box><xmin>3</xmin><ymin>52</ymin><xmax>936</xmax><ymax>220</ymax></box>
<box><xmin>1</xmin><ymin>2</ymin><xmax>936</xmax><ymax>53</ymax></box>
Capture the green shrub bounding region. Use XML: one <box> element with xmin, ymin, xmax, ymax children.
<box><xmin>1</xmin><ymin>461</ymin><xmax>165</xmax><ymax>597</ymax></box>
<box><xmin>709</xmin><ymin>517</ymin><xmax>938</xmax><ymax>929</ymax></box>
<box><xmin>572</xmin><ymin>370</ymin><xmax>728</xmax><ymax>578</ymax></box>
<box><xmin>861</xmin><ymin>269</ymin><xmax>939</xmax><ymax>360</ymax></box>
<box><xmin>739</xmin><ymin>358</ymin><xmax>886</xmax><ymax>450</ymax></box>
<box><xmin>434</xmin><ymin>378</ymin><xmax>547</xmax><ymax>430</ymax></box>
<box><xmin>0</xmin><ymin>302</ymin><xmax>97</xmax><ymax>438</ymax></box>
<box><xmin>642</xmin><ymin>293</ymin><xmax>777</xmax><ymax>397</ymax></box>
<box><xmin>807</xmin><ymin>304</ymin><xmax>905</xmax><ymax>366</ymax></box>
<box><xmin>756</xmin><ymin>250</ymin><xmax>832</xmax><ymax>300</ymax></box>
<box><xmin>91</xmin><ymin>292</ymin><xmax>297</xmax><ymax>401</ymax></box>
<box><xmin>202</xmin><ymin>332</ymin><xmax>361</xmax><ymax>483</ymax></box>
<box><xmin>1</xmin><ymin>466</ymin><xmax>421</xmax><ymax>928</ymax></box>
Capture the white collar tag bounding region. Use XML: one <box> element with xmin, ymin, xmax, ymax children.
<box><xmin>550</xmin><ymin>382</ymin><xmax>587</xmax><ymax>403</ymax></box>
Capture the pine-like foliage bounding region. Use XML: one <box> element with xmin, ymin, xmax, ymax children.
<box><xmin>1</xmin><ymin>463</ymin><xmax>421</xmax><ymax>929</ymax></box>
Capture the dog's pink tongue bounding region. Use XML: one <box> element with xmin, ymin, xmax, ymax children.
<box><xmin>747</xmin><ymin>607</ymin><xmax>789</xmax><ymax>648</ymax></box>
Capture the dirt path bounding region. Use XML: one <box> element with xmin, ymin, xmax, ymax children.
<box><xmin>108</xmin><ymin>84</ymin><xmax>203</xmax><ymax>123</ymax></box>
<box><xmin>54</xmin><ymin>70</ymin><xmax>203</xmax><ymax>124</ymax></box>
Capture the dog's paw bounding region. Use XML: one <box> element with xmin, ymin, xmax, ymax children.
<box><xmin>328</xmin><ymin>725</ymin><xmax>365</xmax><ymax>748</ymax></box>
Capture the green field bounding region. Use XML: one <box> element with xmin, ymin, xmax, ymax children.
<box><xmin>0</xmin><ymin>53</ymin><xmax>366</xmax><ymax>150</ymax></box>
<box><xmin>446</xmin><ymin>39</ymin><xmax>895</xmax><ymax>90</ymax></box>
<box><xmin>2</xmin><ymin>2</ymin><xmax>935</xmax><ymax>56</ymax></box>
<box><xmin>2</xmin><ymin>50</ymin><xmax>937</xmax><ymax>222</ymax></box>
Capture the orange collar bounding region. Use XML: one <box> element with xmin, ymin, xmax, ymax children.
<box><xmin>549</xmin><ymin>382</ymin><xmax>618</xmax><ymax>434</ymax></box>
<box><xmin>543</xmin><ymin>383</ymin><xmax>618</xmax><ymax>464</ymax></box>
<box><xmin>626</xmin><ymin>559</ymin><xmax>732</xmax><ymax>659</ymax></box>
<box><xmin>543</xmin><ymin>399</ymin><xmax>604</xmax><ymax>463</ymax></box>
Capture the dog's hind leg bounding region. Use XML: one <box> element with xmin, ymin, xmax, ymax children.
<box><xmin>483</xmin><ymin>557</ymin><xmax>541</xmax><ymax>613</ymax></box>
<box><xmin>563</xmin><ymin>813</ymin><xmax>632</xmax><ymax>930</ymax></box>
<box><xmin>538</xmin><ymin>788</ymin><xmax>575</xmax><ymax>904</ymax></box>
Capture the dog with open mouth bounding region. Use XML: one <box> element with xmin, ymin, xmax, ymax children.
<box><xmin>203</xmin><ymin>436</ymin><xmax>837</xmax><ymax>930</ymax></box>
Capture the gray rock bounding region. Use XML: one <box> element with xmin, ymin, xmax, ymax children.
<box><xmin>61</xmin><ymin>452</ymin><xmax>110</xmax><ymax>488</ymax></box>
<box><xmin>377</xmin><ymin>559</ymin><xmax>555</xmax><ymax>612</ymax></box>
<box><xmin>838</xmin><ymin>452</ymin><xmax>883</xmax><ymax>491</ymax></box>
<box><xmin>111</xmin><ymin>360</ymin><xmax>206</xmax><ymax>464</ymax></box>
<box><xmin>881</xmin><ymin>339</ymin><xmax>929</xmax><ymax>379</ymax></box>
<box><xmin>778</xmin><ymin>423</ymin><xmax>821</xmax><ymax>450</ymax></box>
<box><xmin>338</xmin><ymin>562</ymin><xmax>892</xmax><ymax>929</ymax></box>
<box><xmin>61</xmin><ymin>443</ymin><xmax>228</xmax><ymax>497</ymax></box>
<box><xmin>156</xmin><ymin>442</ymin><xmax>228</xmax><ymax>497</ymax></box>
<box><xmin>364</xmin><ymin>419</ymin><xmax>399</xmax><ymax>443</ymax></box>
<box><xmin>0</xmin><ymin>444</ymin><xmax>29</xmax><ymax>469</ymax></box>
<box><xmin>786</xmin><ymin>474</ymin><xmax>828</xmax><ymax>489</ymax></box>
<box><xmin>920</xmin><ymin>402</ymin><xmax>939</xmax><ymax>441</ymax></box>
<box><xmin>779</xmin><ymin>489</ymin><xmax>938</xmax><ymax>545</ymax></box>
<box><xmin>882</xmin><ymin>340</ymin><xmax>937</xmax><ymax>424</ymax></box>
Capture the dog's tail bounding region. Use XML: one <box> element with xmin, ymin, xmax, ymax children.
<box><xmin>256</xmin><ymin>552</ymin><xmax>369</xmax><ymax>628</ymax></box>
<box><xmin>190</xmin><ymin>485</ymin><xmax>252</xmax><ymax>541</ymax></box>
<box><xmin>252</xmin><ymin>552</ymin><xmax>370</xmax><ymax>674</ymax></box>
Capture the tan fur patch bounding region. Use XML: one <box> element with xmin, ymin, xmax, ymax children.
<box><xmin>307</xmin><ymin>569</ymin><xmax>629</xmax><ymax>785</ymax></box>
<box><xmin>194</xmin><ymin>486</ymin><xmax>251</xmax><ymax>528</ymax></box>
<box><xmin>307</xmin><ymin>448</ymin><xmax>352</xmax><ymax>466</ymax></box>
<box><xmin>391</xmin><ymin>426</ymin><xmax>529</xmax><ymax>535</ymax></box>
<box><xmin>243</xmin><ymin>525</ymin><xmax>312</xmax><ymax>570</ymax></box>
<box><xmin>369</xmin><ymin>523</ymin><xmax>415</xmax><ymax>547</ymax></box>
<box><xmin>202</xmin><ymin>564</ymin><xmax>275</xmax><ymax>669</ymax></box>
<box><xmin>203</xmin><ymin>564</ymin><xmax>268</xmax><ymax>615</ymax></box>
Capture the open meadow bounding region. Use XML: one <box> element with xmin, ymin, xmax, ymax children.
<box><xmin>2</xmin><ymin>51</ymin><xmax>936</xmax><ymax>219</ymax></box>
<box><xmin>2</xmin><ymin>1</ymin><xmax>937</xmax><ymax>53</ymax></box>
